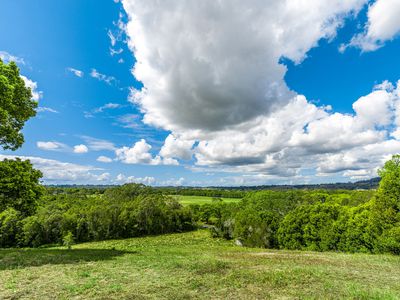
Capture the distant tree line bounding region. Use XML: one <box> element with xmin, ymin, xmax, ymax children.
<box><xmin>205</xmin><ymin>177</ymin><xmax>380</xmax><ymax>191</ymax></box>
<box><xmin>157</xmin><ymin>187</ymin><xmax>246</xmax><ymax>198</ymax></box>
<box><xmin>44</xmin><ymin>177</ymin><xmax>380</xmax><ymax>195</ymax></box>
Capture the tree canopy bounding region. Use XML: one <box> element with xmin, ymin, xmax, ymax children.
<box><xmin>0</xmin><ymin>59</ymin><xmax>37</xmax><ymax>150</ymax></box>
<box><xmin>0</xmin><ymin>158</ymin><xmax>44</xmax><ymax>216</ymax></box>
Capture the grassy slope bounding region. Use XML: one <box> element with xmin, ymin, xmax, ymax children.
<box><xmin>172</xmin><ymin>195</ymin><xmax>242</xmax><ymax>205</ymax></box>
<box><xmin>1</xmin><ymin>230</ymin><xmax>400</xmax><ymax>299</ymax></box>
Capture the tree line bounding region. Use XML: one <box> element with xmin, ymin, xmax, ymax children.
<box><xmin>204</xmin><ymin>156</ymin><xmax>400</xmax><ymax>254</ymax></box>
<box><xmin>0</xmin><ymin>184</ymin><xmax>194</xmax><ymax>247</ymax></box>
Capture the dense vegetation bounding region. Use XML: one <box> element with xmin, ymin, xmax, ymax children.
<box><xmin>0</xmin><ymin>184</ymin><xmax>195</xmax><ymax>248</ymax></box>
<box><xmin>207</xmin><ymin>156</ymin><xmax>400</xmax><ymax>255</ymax></box>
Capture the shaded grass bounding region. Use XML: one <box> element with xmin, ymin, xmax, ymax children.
<box><xmin>171</xmin><ymin>195</ymin><xmax>242</xmax><ymax>205</ymax></box>
<box><xmin>0</xmin><ymin>249</ymin><xmax>135</xmax><ymax>270</ymax></box>
<box><xmin>1</xmin><ymin>230</ymin><xmax>399</xmax><ymax>299</ymax></box>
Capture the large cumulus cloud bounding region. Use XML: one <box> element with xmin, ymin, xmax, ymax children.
<box><xmin>122</xmin><ymin>0</ymin><xmax>365</xmax><ymax>131</ymax></box>
<box><xmin>121</xmin><ymin>0</ymin><xmax>400</xmax><ymax>182</ymax></box>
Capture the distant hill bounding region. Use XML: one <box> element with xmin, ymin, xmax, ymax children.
<box><xmin>205</xmin><ymin>177</ymin><xmax>380</xmax><ymax>191</ymax></box>
<box><xmin>46</xmin><ymin>177</ymin><xmax>380</xmax><ymax>191</ymax></box>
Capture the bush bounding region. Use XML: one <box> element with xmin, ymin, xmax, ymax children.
<box><xmin>0</xmin><ymin>208</ymin><xmax>22</xmax><ymax>247</ymax></box>
<box><xmin>211</xmin><ymin>191</ymin><xmax>303</xmax><ymax>247</ymax></box>
<box><xmin>378</xmin><ymin>226</ymin><xmax>400</xmax><ymax>255</ymax></box>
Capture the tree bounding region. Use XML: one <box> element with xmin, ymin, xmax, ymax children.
<box><xmin>372</xmin><ymin>154</ymin><xmax>400</xmax><ymax>229</ymax></box>
<box><xmin>371</xmin><ymin>155</ymin><xmax>400</xmax><ymax>254</ymax></box>
<box><xmin>0</xmin><ymin>158</ymin><xmax>44</xmax><ymax>216</ymax></box>
<box><xmin>0</xmin><ymin>59</ymin><xmax>37</xmax><ymax>150</ymax></box>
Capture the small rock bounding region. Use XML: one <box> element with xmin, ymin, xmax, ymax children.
<box><xmin>235</xmin><ymin>239</ymin><xmax>243</xmax><ymax>247</ymax></box>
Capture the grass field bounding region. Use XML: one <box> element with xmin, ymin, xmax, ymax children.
<box><xmin>1</xmin><ymin>230</ymin><xmax>400</xmax><ymax>299</ymax></box>
<box><xmin>172</xmin><ymin>195</ymin><xmax>242</xmax><ymax>205</ymax></box>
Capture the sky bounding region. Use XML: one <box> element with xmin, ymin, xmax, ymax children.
<box><xmin>1</xmin><ymin>0</ymin><xmax>400</xmax><ymax>186</ymax></box>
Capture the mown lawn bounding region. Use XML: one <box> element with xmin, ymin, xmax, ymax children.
<box><xmin>0</xmin><ymin>230</ymin><xmax>399</xmax><ymax>299</ymax></box>
<box><xmin>171</xmin><ymin>195</ymin><xmax>242</xmax><ymax>205</ymax></box>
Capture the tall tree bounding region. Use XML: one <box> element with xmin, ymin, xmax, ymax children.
<box><xmin>0</xmin><ymin>59</ymin><xmax>37</xmax><ymax>150</ymax></box>
<box><xmin>373</xmin><ymin>154</ymin><xmax>400</xmax><ymax>228</ymax></box>
<box><xmin>0</xmin><ymin>158</ymin><xmax>44</xmax><ymax>216</ymax></box>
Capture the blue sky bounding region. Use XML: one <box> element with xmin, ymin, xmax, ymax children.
<box><xmin>1</xmin><ymin>0</ymin><xmax>400</xmax><ymax>186</ymax></box>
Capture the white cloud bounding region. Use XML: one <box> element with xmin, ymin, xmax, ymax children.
<box><xmin>122</xmin><ymin>0</ymin><xmax>365</xmax><ymax>132</ymax></box>
<box><xmin>73</xmin><ymin>144</ymin><xmax>89</xmax><ymax>154</ymax></box>
<box><xmin>67</xmin><ymin>67</ymin><xmax>84</xmax><ymax>77</ymax></box>
<box><xmin>0</xmin><ymin>51</ymin><xmax>25</xmax><ymax>64</ymax></box>
<box><xmin>37</xmin><ymin>141</ymin><xmax>68</xmax><ymax>151</ymax></box>
<box><xmin>94</xmin><ymin>103</ymin><xmax>121</xmax><ymax>113</ymax></box>
<box><xmin>115</xmin><ymin>139</ymin><xmax>178</xmax><ymax>165</ymax></box>
<box><xmin>90</xmin><ymin>69</ymin><xmax>116</xmax><ymax>85</ymax></box>
<box><xmin>0</xmin><ymin>155</ymin><xmax>104</xmax><ymax>183</ymax></box>
<box><xmin>349</xmin><ymin>0</ymin><xmax>400</xmax><ymax>51</ymax></box>
<box><xmin>115</xmin><ymin>173</ymin><xmax>156</xmax><ymax>185</ymax></box>
<box><xmin>85</xmin><ymin>103</ymin><xmax>121</xmax><ymax>118</ymax></box>
<box><xmin>158</xmin><ymin>177</ymin><xmax>185</xmax><ymax>186</ymax></box>
<box><xmin>97</xmin><ymin>172</ymin><xmax>111</xmax><ymax>181</ymax></box>
<box><xmin>97</xmin><ymin>155</ymin><xmax>113</xmax><ymax>163</ymax></box>
<box><xmin>160</xmin><ymin>134</ymin><xmax>194</xmax><ymax>161</ymax></box>
<box><xmin>37</xmin><ymin>107</ymin><xmax>59</xmax><ymax>114</ymax></box>
<box><xmin>108</xmin><ymin>30</ymin><xmax>117</xmax><ymax>47</ymax></box>
<box><xmin>81</xmin><ymin>136</ymin><xmax>117</xmax><ymax>151</ymax></box>
<box><xmin>110</xmin><ymin>48</ymin><xmax>123</xmax><ymax>56</ymax></box>
<box><xmin>20</xmin><ymin>75</ymin><xmax>42</xmax><ymax>101</ymax></box>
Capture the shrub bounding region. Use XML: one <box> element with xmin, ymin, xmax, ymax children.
<box><xmin>277</xmin><ymin>203</ymin><xmax>343</xmax><ymax>251</ymax></box>
<box><xmin>0</xmin><ymin>207</ymin><xmax>22</xmax><ymax>247</ymax></box>
<box><xmin>378</xmin><ymin>226</ymin><xmax>400</xmax><ymax>255</ymax></box>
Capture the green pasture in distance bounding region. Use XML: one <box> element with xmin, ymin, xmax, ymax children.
<box><xmin>171</xmin><ymin>195</ymin><xmax>242</xmax><ymax>205</ymax></box>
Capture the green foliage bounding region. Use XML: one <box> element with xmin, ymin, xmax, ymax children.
<box><xmin>230</xmin><ymin>191</ymin><xmax>302</xmax><ymax>248</ymax></box>
<box><xmin>202</xmin><ymin>159</ymin><xmax>400</xmax><ymax>254</ymax></box>
<box><xmin>0</xmin><ymin>208</ymin><xmax>23</xmax><ymax>247</ymax></box>
<box><xmin>103</xmin><ymin>183</ymin><xmax>156</xmax><ymax>202</ymax></box>
<box><xmin>371</xmin><ymin>155</ymin><xmax>400</xmax><ymax>231</ymax></box>
<box><xmin>2</xmin><ymin>184</ymin><xmax>195</xmax><ymax>248</ymax></box>
<box><xmin>0</xmin><ymin>158</ymin><xmax>44</xmax><ymax>216</ymax></box>
<box><xmin>0</xmin><ymin>59</ymin><xmax>37</xmax><ymax>150</ymax></box>
<box><xmin>271</xmin><ymin>155</ymin><xmax>400</xmax><ymax>253</ymax></box>
<box><xmin>378</xmin><ymin>226</ymin><xmax>400</xmax><ymax>255</ymax></box>
<box><xmin>278</xmin><ymin>203</ymin><xmax>345</xmax><ymax>251</ymax></box>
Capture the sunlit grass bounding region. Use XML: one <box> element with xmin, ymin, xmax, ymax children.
<box><xmin>171</xmin><ymin>195</ymin><xmax>242</xmax><ymax>205</ymax></box>
<box><xmin>1</xmin><ymin>230</ymin><xmax>399</xmax><ymax>299</ymax></box>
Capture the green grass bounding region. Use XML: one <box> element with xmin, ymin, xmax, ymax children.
<box><xmin>172</xmin><ymin>195</ymin><xmax>242</xmax><ymax>205</ymax></box>
<box><xmin>1</xmin><ymin>230</ymin><xmax>400</xmax><ymax>299</ymax></box>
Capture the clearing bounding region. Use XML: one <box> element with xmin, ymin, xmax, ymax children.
<box><xmin>172</xmin><ymin>195</ymin><xmax>242</xmax><ymax>205</ymax></box>
<box><xmin>0</xmin><ymin>230</ymin><xmax>399</xmax><ymax>299</ymax></box>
